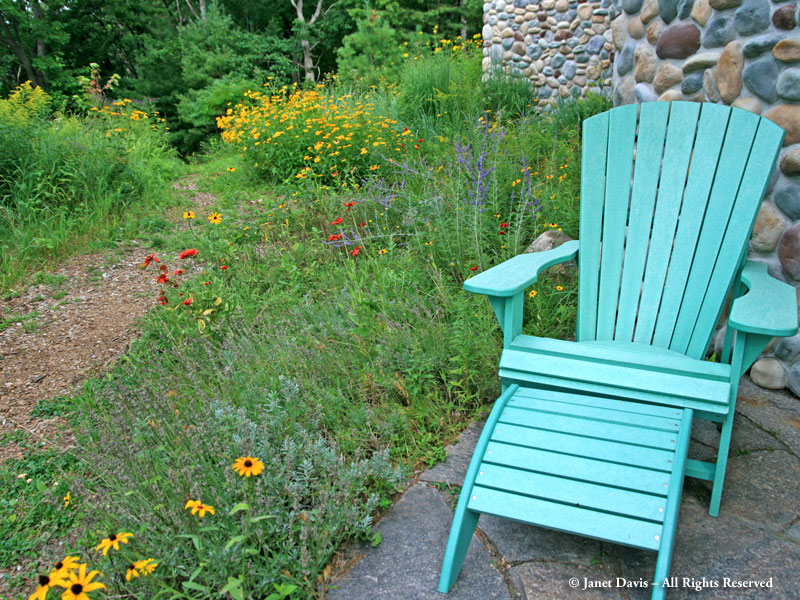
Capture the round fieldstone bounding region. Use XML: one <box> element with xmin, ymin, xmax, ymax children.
<box><xmin>772</xmin><ymin>5</ymin><xmax>798</xmax><ymax>30</ymax></box>
<box><xmin>659</xmin><ymin>89</ymin><xmax>684</xmax><ymax>100</ymax></box>
<box><xmin>751</xmin><ymin>202</ymin><xmax>786</xmax><ymax>252</ymax></box>
<box><xmin>764</xmin><ymin>104</ymin><xmax>800</xmax><ymax>145</ymax></box>
<box><xmin>511</xmin><ymin>41</ymin><xmax>527</xmax><ymax>54</ymax></box>
<box><xmin>544</xmin><ymin>66</ymin><xmax>555</xmax><ymax>75</ymax></box>
<box><xmin>496</xmin><ymin>0</ymin><xmax>507</xmax><ymax>10</ymax></box>
<box><xmin>691</xmin><ymin>0</ymin><xmax>712</xmax><ymax>25</ymax></box>
<box><xmin>678</xmin><ymin>0</ymin><xmax>695</xmax><ymax>19</ymax></box>
<box><xmin>704</xmin><ymin>69</ymin><xmax>721</xmax><ymax>101</ymax></box>
<box><xmin>703</xmin><ymin>15</ymin><xmax>736</xmax><ymax>48</ymax></box>
<box><xmin>787</xmin><ymin>362</ymin><xmax>800</xmax><ymax>397</ymax></box>
<box><xmin>647</xmin><ymin>19</ymin><xmax>664</xmax><ymax>44</ymax></box>
<box><xmin>743</xmin><ymin>57</ymin><xmax>780</xmax><ymax>103</ymax></box>
<box><xmin>579</xmin><ymin>3</ymin><xmax>594</xmax><ymax>18</ymax></box>
<box><xmin>683</xmin><ymin>52</ymin><xmax>721</xmax><ymax>72</ymax></box>
<box><xmin>773</xmin><ymin>39</ymin><xmax>800</xmax><ymax>63</ymax></box>
<box><xmin>775</xmin><ymin>181</ymin><xmax>800</xmax><ymax>220</ymax></box>
<box><xmin>743</xmin><ymin>34</ymin><xmax>783</xmax><ymax>58</ymax></box>
<box><xmin>622</xmin><ymin>0</ymin><xmax>645</xmax><ymax>11</ymax></box>
<box><xmin>654</xmin><ymin>62</ymin><xmax>685</xmax><ymax>92</ymax></box>
<box><xmin>656</xmin><ymin>23</ymin><xmax>701</xmax><ymax>59</ymax></box>
<box><xmin>563</xmin><ymin>60</ymin><xmax>577</xmax><ymax>78</ymax></box>
<box><xmin>774</xmin><ymin>333</ymin><xmax>800</xmax><ymax>362</ymax></box>
<box><xmin>635</xmin><ymin>44</ymin><xmax>657</xmax><ymax>82</ymax></box>
<box><xmin>482</xmin><ymin>24</ymin><xmax>494</xmax><ymax>40</ymax></box>
<box><xmin>588</xmin><ymin>34</ymin><xmax>606</xmax><ymax>54</ymax></box>
<box><xmin>615</xmin><ymin>75</ymin><xmax>636</xmax><ymax>105</ymax></box>
<box><xmin>716</xmin><ymin>40</ymin><xmax>744</xmax><ymax>103</ymax></box>
<box><xmin>552</xmin><ymin>53</ymin><xmax>566</xmax><ymax>68</ymax></box>
<box><xmin>732</xmin><ymin>95</ymin><xmax>762</xmax><ymax>113</ymax></box>
<box><xmin>502</xmin><ymin>37</ymin><xmax>515</xmax><ymax>49</ymax></box>
<box><xmin>628</xmin><ymin>16</ymin><xmax>644</xmax><ymax>38</ymax></box>
<box><xmin>781</xmin><ymin>147</ymin><xmax>800</xmax><ymax>176</ymax></box>
<box><xmin>777</xmin><ymin>68</ymin><xmax>800</xmax><ymax>101</ymax></box>
<box><xmin>734</xmin><ymin>0</ymin><xmax>771</xmax><ymax>36</ymax></box>
<box><xmin>612</xmin><ymin>15</ymin><xmax>627</xmax><ymax>49</ymax></box>
<box><xmin>750</xmin><ymin>358</ymin><xmax>787</xmax><ymax>390</ymax></box>
<box><xmin>635</xmin><ymin>82</ymin><xmax>659</xmax><ymax>101</ymax></box>
<box><xmin>659</xmin><ymin>0</ymin><xmax>680</xmax><ymax>23</ymax></box>
<box><xmin>527</xmin><ymin>44</ymin><xmax>543</xmax><ymax>59</ymax></box>
<box><xmin>779</xmin><ymin>222</ymin><xmax>800</xmax><ymax>279</ymax></box>
<box><xmin>681</xmin><ymin>71</ymin><xmax>704</xmax><ymax>94</ymax></box>
<box><xmin>617</xmin><ymin>40</ymin><xmax>636</xmax><ymax>74</ymax></box>
<box><xmin>641</xmin><ymin>0</ymin><xmax>660</xmax><ymax>23</ymax></box>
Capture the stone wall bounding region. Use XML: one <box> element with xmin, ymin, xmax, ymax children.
<box><xmin>481</xmin><ymin>0</ymin><xmax>616</xmax><ymax>104</ymax></box>
<box><xmin>607</xmin><ymin>0</ymin><xmax>800</xmax><ymax>394</ymax></box>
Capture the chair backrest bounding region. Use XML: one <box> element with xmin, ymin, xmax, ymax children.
<box><xmin>577</xmin><ymin>101</ymin><xmax>785</xmax><ymax>359</ymax></box>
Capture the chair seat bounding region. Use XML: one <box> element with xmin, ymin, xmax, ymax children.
<box><xmin>467</xmin><ymin>386</ymin><xmax>693</xmax><ymax>551</ymax></box>
<box><xmin>500</xmin><ymin>335</ymin><xmax>732</xmax><ymax>415</ymax></box>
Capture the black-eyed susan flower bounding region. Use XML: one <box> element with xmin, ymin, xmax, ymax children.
<box><xmin>183</xmin><ymin>211</ymin><xmax>195</xmax><ymax>219</ymax></box>
<box><xmin>233</xmin><ymin>456</ymin><xmax>264</xmax><ymax>477</ymax></box>
<box><xmin>29</xmin><ymin>572</ymin><xmax>67</xmax><ymax>600</ymax></box>
<box><xmin>63</xmin><ymin>491</ymin><xmax>70</xmax><ymax>508</ymax></box>
<box><xmin>529</xmin><ymin>290</ymin><xmax>538</xmax><ymax>298</ymax></box>
<box><xmin>135</xmin><ymin>558</ymin><xmax>158</xmax><ymax>575</ymax></box>
<box><xmin>125</xmin><ymin>563</ymin><xmax>140</xmax><ymax>581</ymax></box>
<box><xmin>378</xmin><ymin>249</ymin><xmax>387</xmax><ymax>255</ymax></box>
<box><xmin>185</xmin><ymin>499</ymin><xmax>215</xmax><ymax>517</ymax></box>
<box><xmin>556</xmin><ymin>286</ymin><xmax>564</xmax><ymax>291</ymax></box>
<box><xmin>208</xmin><ymin>212</ymin><xmax>223</xmax><ymax>224</ymax></box>
<box><xmin>51</xmin><ymin>556</ymin><xmax>80</xmax><ymax>580</ymax></box>
<box><xmin>95</xmin><ymin>532</ymin><xmax>133</xmax><ymax>555</ymax></box>
<box><xmin>226</xmin><ymin>167</ymin><xmax>236</xmax><ymax>172</ymax></box>
<box><xmin>57</xmin><ymin>564</ymin><xmax>105</xmax><ymax>600</ymax></box>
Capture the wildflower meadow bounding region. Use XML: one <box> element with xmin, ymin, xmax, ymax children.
<box><xmin>0</xmin><ymin>15</ymin><xmax>611</xmax><ymax>600</ymax></box>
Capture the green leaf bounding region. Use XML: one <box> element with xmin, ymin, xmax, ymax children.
<box><xmin>182</xmin><ymin>581</ymin><xmax>209</xmax><ymax>592</ymax></box>
<box><xmin>248</xmin><ymin>514</ymin><xmax>275</xmax><ymax>523</ymax></box>
<box><xmin>220</xmin><ymin>577</ymin><xmax>244</xmax><ymax>600</ymax></box>
<box><xmin>35</xmin><ymin>481</ymin><xmax>47</xmax><ymax>492</ymax></box>
<box><xmin>223</xmin><ymin>534</ymin><xmax>246</xmax><ymax>550</ymax></box>
<box><xmin>188</xmin><ymin>566</ymin><xmax>203</xmax><ymax>582</ymax></box>
<box><xmin>370</xmin><ymin>531</ymin><xmax>382</xmax><ymax>547</ymax></box>
<box><xmin>228</xmin><ymin>502</ymin><xmax>250</xmax><ymax>515</ymax></box>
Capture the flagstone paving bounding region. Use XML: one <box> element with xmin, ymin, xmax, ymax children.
<box><xmin>329</xmin><ymin>377</ymin><xmax>800</xmax><ymax>599</ymax></box>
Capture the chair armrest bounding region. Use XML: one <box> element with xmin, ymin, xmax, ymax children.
<box><xmin>728</xmin><ymin>260</ymin><xmax>798</xmax><ymax>336</ymax></box>
<box><xmin>463</xmin><ymin>240</ymin><xmax>579</xmax><ymax>297</ymax></box>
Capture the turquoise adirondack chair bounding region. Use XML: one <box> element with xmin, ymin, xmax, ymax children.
<box><xmin>438</xmin><ymin>102</ymin><xmax>798</xmax><ymax>599</ymax></box>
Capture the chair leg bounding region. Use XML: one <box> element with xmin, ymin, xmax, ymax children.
<box><xmin>438</xmin><ymin>504</ymin><xmax>480</xmax><ymax>593</ymax></box>
<box><xmin>709</xmin><ymin>411</ymin><xmax>735</xmax><ymax>517</ymax></box>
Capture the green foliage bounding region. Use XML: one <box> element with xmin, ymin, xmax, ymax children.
<box><xmin>336</xmin><ymin>1</ymin><xmax>405</xmax><ymax>86</ymax></box>
<box><xmin>0</xmin><ymin>83</ymin><xmax>180</xmax><ymax>292</ymax></box>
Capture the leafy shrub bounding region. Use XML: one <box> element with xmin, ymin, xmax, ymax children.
<box><xmin>216</xmin><ymin>85</ymin><xmax>421</xmax><ymax>185</ymax></box>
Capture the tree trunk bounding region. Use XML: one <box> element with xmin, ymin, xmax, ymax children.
<box><xmin>300</xmin><ymin>37</ymin><xmax>315</xmax><ymax>82</ymax></box>
<box><xmin>0</xmin><ymin>14</ymin><xmax>40</xmax><ymax>87</ymax></box>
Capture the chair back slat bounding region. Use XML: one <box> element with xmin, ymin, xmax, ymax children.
<box><xmin>576</xmin><ymin>102</ymin><xmax>785</xmax><ymax>358</ymax></box>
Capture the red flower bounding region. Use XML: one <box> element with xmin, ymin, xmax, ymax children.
<box><xmin>157</xmin><ymin>274</ymin><xmax>170</xmax><ymax>284</ymax></box>
<box><xmin>500</xmin><ymin>222</ymin><xmax>509</xmax><ymax>229</ymax></box>
<box><xmin>221</xmin><ymin>265</ymin><xmax>228</xmax><ymax>271</ymax></box>
<box><xmin>470</xmin><ymin>266</ymin><xmax>478</xmax><ymax>271</ymax></box>
<box><xmin>328</xmin><ymin>234</ymin><xmax>343</xmax><ymax>241</ymax></box>
<box><xmin>359</xmin><ymin>222</ymin><xmax>366</xmax><ymax>227</ymax></box>
<box><xmin>403</xmin><ymin>127</ymin><xmax>409</xmax><ymax>132</ymax></box>
<box><xmin>203</xmin><ymin>281</ymin><xmax>211</xmax><ymax>285</ymax></box>
<box><xmin>414</xmin><ymin>145</ymin><xmax>419</xmax><ymax>149</ymax></box>
<box><xmin>159</xmin><ymin>264</ymin><xmax>167</xmax><ymax>271</ymax></box>
<box><xmin>179</xmin><ymin>248</ymin><xmax>199</xmax><ymax>259</ymax></box>
<box><xmin>418</xmin><ymin>139</ymin><xmax>423</xmax><ymax>143</ymax></box>
<box><xmin>331</xmin><ymin>217</ymin><xmax>343</xmax><ymax>225</ymax></box>
<box><xmin>142</xmin><ymin>253</ymin><xmax>159</xmax><ymax>267</ymax></box>
<box><xmin>350</xmin><ymin>245</ymin><xmax>362</xmax><ymax>256</ymax></box>
<box><xmin>173</xmin><ymin>269</ymin><xmax>185</xmax><ymax>275</ymax></box>
<box><xmin>344</xmin><ymin>201</ymin><xmax>356</xmax><ymax>207</ymax></box>
<box><xmin>182</xmin><ymin>298</ymin><xmax>193</xmax><ymax>306</ymax></box>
